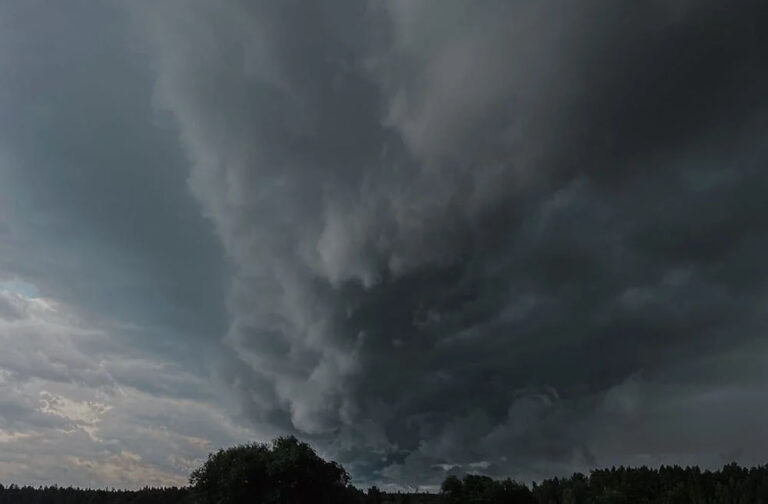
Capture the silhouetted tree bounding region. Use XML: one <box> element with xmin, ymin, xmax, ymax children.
<box><xmin>1</xmin><ymin>441</ymin><xmax>768</xmax><ymax>504</ymax></box>
<box><xmin>440</xmin><ymin>474</ymin><xmax>535</xmax><ymax>504</ymax></box>
<box><xmin>189</xmin><ymin>436</ymin><xmax>356</xmax><ymax>504</ymax></box>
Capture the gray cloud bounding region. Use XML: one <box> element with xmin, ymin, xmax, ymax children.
<box><xmin>1</xmin><ymin>0</ymin><xmax>767</xmax><ymax>490</ymax></box>
<box><xmin>133</xmin><ymin>0</ymin><xmax>768</xmax><ymax>489</ymax></box>
<box><xmin>0</xmin><ymin>289</ymin><xmax>259</xmax><ymax>488</ymax></box>
<box><xmin>0</xmin><ymin>1</ymin><xmax>250</xmax><ymax>487</ymax></box>
<box><xmin>0</xmin><ymin>1</ymin><xmax>227</xmax><ymax>352</ymax></box>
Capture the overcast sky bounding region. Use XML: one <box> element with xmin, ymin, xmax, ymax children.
<box><xmin>1</xmin><ymin>0</ymin><xmax>767</xmax><ymax>491</ymax></box>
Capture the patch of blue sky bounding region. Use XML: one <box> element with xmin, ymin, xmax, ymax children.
<box><xmin>0</xmin><ymin>278</ymin><xmax>40</xmax><ymax>298</ymax></box>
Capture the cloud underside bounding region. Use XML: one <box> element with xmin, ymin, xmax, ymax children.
<box><xmin>1</xmin><ymin>0</ymin><xmax>767</xmax><ymax>489</ymax></box>
<box><xmin>136</xmin><ymin>0</ymin><xmax>768</xmax><ymax>488</ymax></box>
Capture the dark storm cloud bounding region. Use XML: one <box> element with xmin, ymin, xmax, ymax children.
<box><xmin>140</xmin><ymin>0</ymin><xmax>768</xmax><ymax>488</ymax></box>
<box><xmin>0</xmin><ymin>0</ymin><xmax>763</xmax><ymax>490</ymax></box>
<box><xmin>128</xmin><ymin>0</ymin><xmax>768</xmax><ymax>487</ymax></box>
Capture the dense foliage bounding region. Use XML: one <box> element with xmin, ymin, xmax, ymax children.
<box><xmin>441</xmin><ymin>474</ymin><xmax>535</xmax><ymax>504</ymax></box>
<box><xmin>530</xmin><ymin>463</ymin><xmax>768</xmax><ymax>504</ymax></box>
<box><xmin>189</xmin><ymin>436</ymin><xmax>356</xmax><ymax>504</ymax></box>
<box><xmin>0</xmin><ymin>438</ymin><xmax>767</xmax><ymax>503</ymax></box>
<box><xmin>0</xmin><ymin>485</ymin><xmax>191</xmax><ymax>504</ymax></box>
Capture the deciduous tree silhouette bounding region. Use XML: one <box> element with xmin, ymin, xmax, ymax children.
<box><xmin>189</xmin><ymin>436</ymin><xmax>356</xmax><ymax>504</ymax></box>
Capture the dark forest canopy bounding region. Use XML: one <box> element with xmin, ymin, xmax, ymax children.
<box><xmin>0</xmin><ymin>437</ymin><xmax>766</xmax><ymax>503</ymax></box>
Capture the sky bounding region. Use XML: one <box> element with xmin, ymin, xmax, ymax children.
<box><xmin>0</xmin><ymin>0</ymin><xmax>767</xmax><ymax>491</ymax></box>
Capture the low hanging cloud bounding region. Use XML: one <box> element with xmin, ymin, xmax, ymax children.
<box><xmin>123</xmin><ymin>1</ymin><xmax>768</xmax><ymax>490</ymax></box>
<box><xmin>130</xmin><ymin>0</ymin><xmax>768</xmax><ymax>488</ymax></box>
<box><xmin>0</xmin><ymin>0</ymin><xmax>764</xmax><ymax>490</ymax></box>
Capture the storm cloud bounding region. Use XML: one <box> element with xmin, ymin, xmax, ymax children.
<box><xmin>1</xmin><ymin>0</ymin><xmax>768</xmax><ymax>490</ymax></box>
<box><xmin>132</xmin><ymin>0</ymin><xmax>768</xmax><ymax>488</ymax></box>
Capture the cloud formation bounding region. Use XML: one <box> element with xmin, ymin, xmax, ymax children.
<box><xmin>0</xmin><ymin>289</ymin><xmax>257</xmax><ymax>488</ymax></box>
<box><xmin>134</xmin><ymin>0</ymin><xmax>768</xmax><ymax>488</ymax></box>
<box><xmin>1</xmin><ymin>0</ymin><xmax>768</xmax><ymax>490</ymax></box>
<box><xmin>0</xmin><ymin>1</ymin><xmax>250</xmax><ymax>488</ymax></box>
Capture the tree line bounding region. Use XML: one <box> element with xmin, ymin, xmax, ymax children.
<box><xmin>0</xmin><ymin>437</ymin><xmax>766</xmax><ymax>503</ymax></box>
